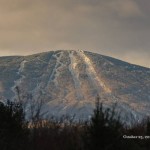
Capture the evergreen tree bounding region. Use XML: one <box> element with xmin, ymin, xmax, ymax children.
<box><xmin>84</xmin><ymin>96</ymin><xmax>123</xmax><ymax>150</ymax></box>
<box><xmin>0</xmin><ymin>101</ymin><xmax>28</xmax><ymax>150</ymax></box>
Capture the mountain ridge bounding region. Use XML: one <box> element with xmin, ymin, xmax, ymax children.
<box><xmin>0</xmin><ymin>50</ymin><xmax>149</xmax><ymax>69</ymax></box>
<box><xmin>0</xmin><ymin>50</ymin><xmax>150</xmax><ymax>121</ymax></box>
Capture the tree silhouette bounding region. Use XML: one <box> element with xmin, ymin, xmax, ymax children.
<box><xmin>0</xmin><ymin>101</ymin><xmax>28</xmax><ymax>150</ymax></box>
<box><xmin>84</xmin><ymin>96</ymin><xmax>123</xmax><ymax>150</ymax></box>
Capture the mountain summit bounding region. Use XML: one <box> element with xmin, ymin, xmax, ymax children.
<box><xmin>0</xmin><ymin>50</ymin><xmax>150</xmax><ymax>120</ymax></box>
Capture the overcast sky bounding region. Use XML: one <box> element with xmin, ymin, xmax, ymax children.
<box><xmin>0</xmin><ymin>0</ymin><xmax>150</xmax><ymax>68</ymax></box>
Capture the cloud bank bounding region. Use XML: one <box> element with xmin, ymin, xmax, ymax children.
<box><xmin>0</xmin><ymin>0</ymin><xmax>149</xmax><ymax>67</ymax></box>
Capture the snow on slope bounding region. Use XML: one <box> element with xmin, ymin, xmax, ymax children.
<box><xmin>77</xmin><ymin>50</ymin><xmax>111</xmax><ymax>94</ymax></box>
<box><xmin>47</xmin><ymin>51</ymin><xmax>64</xmax><ymax>86</ymax></box>
<box><xmin>0</xmin><ymin>50</ymin><xmax>150</xmax><ymax>121</ymax></box>
<box><xmin>11</xmin><ymin>60</ymin><xmax>27</xmax><ymax>96</ymax></box>
<box><xmin>69</xmin><ymin>50</ymin><xmax>84</xmax><ymax>100</ymax></box>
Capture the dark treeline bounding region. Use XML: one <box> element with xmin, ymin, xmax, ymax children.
<box><xmin>0</xmin><ymin>97</ymin><xmax>150</xmax><ymax>150</ymax></box>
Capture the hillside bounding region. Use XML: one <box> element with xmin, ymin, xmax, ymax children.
<box><xmin>0</xmin><ymin>50</ymin><xmax>150</xmax><ymax>120</ymax></box>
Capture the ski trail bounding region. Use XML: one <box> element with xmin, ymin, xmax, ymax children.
<box><xmin>69</xmin><ymin>51</ymin><xmax>84</xmax><ymax>100</ymax></box>
<box><xmin>32</xmin><ymin>54</ymin><xmax>55</xmax><ymax>99</ymax></box>
<box><xmin>48</xmin><ymin>52</ymin><xmax>65</xmax><ymax>86</ymax></box>
<box><xmin>37</xmin><ymin>57</ymin><xmax>48</xmax><ymax>64</ymax></box>
<box><xmin>11</xmin><ymin>60</ymin><xmax>27</xmax><ymax>94</ymax></box>
<box><xmin>18</xmin><ymin>60</ymin><xmax>27</xmax><ymax>73</ymax></box>
<box><xmin>77</xmin><ymin>50</ymin><xmax>111</xmax><ymax>94</ymax></box>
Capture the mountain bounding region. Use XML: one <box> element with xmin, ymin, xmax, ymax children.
<box><xmin>0</xmin><ymin>50</ymin><xmax>150</xmax><ymax>121</ymax></box>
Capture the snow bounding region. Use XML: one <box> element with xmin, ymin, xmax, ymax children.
<box><xmin>17</xmin><ymin>60</ymin><xmax>27</xmax><ymax>74</ymax></box>
<box><xmin>11</xmin><ymin>60</ymin><xmax>27</xmax><ymax>98</ymax></box>
<box><xmin>1</xmin><ymin>49</ymin><xmax>148</xmax><ymax>122</ymax></box>
<box><xmin>37</xmin><ymin>57</ymin><xmax>48</xmax><ymax>64</ymax></box>
<box><xmin>68</xmin><ymin>51</ymin><xmax>84</xmax><ymax>100</ymax></box>
<box><xmin>77</xmin><ymin>50</ymin><xmax>111</xmax><ymax>94</ymax></box>
<box><xmin>48</xmin><ymin>52</ymin><xmax>65</xmax><ymax>86</ymax></box>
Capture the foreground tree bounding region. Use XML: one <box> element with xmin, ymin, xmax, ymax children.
<box><xmin>84</xmin><ymin>96</ymin><xmax>123</xmax><ymax>150</ymax></box>
<box><xmin>0</xmin><ymin>101</ymin><xmax>28</xmax><ymax>150</ymax></box>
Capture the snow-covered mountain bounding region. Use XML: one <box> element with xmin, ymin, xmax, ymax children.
<box><xmin>0</xmin><ymin>50</ymin><xmax>150</xmax><ymax>121</ymax></box>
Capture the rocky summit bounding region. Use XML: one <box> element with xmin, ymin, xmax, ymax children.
<box><xmin>0</xmin><ymin>50</ymin><xmax>150</xmax><ymax>121</ymax></box>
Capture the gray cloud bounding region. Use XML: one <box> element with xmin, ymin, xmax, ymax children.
<box><xmin>0</xmin><ymin>0</ymin><xmax>149</xmax><ymax>67</ymax></box>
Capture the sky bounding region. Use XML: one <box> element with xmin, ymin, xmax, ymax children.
<box><xmin>0</xmin><ymin>0</ymin><xmax>150</xmax><ymax>68</ymax></box>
